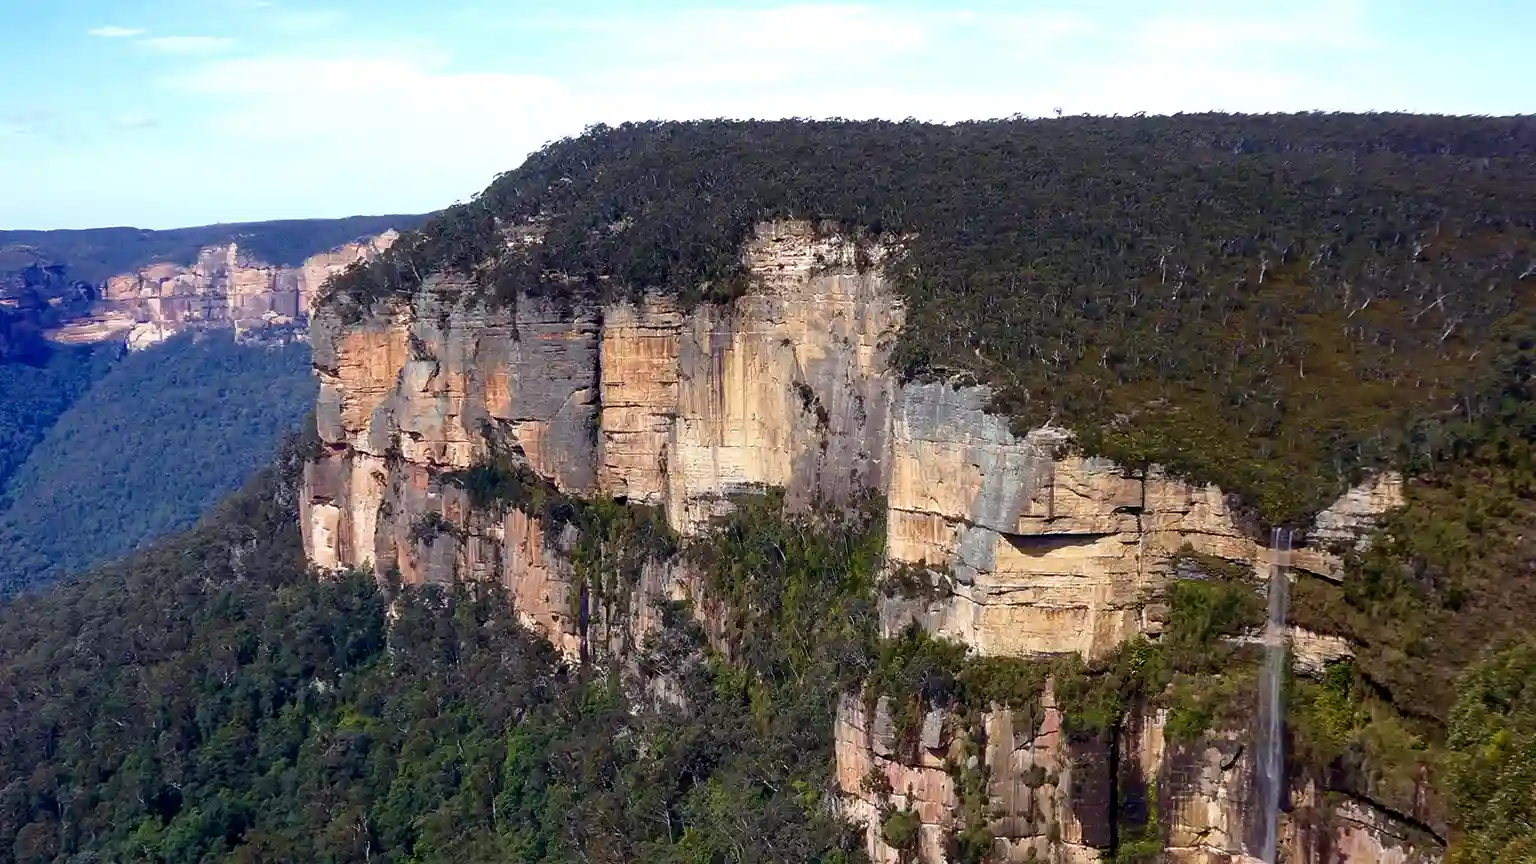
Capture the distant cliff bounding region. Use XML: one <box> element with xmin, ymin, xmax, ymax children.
<box><xmin>0</xmin><ymin>215</ymin><xmax>421</xmax><ymax>356</ymax></box>
<box><xmin>50</xmin><ymin>230</ymin><xmax>400</xmax><ymax>349</ymax></box>
<box><xmin>0</xmin><ymin>216</ymin><xmax>420</xmax><ymax>589</ymax></box>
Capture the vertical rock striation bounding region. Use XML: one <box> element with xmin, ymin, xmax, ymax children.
<box><xmin>304</xmin><ymin>221</ymin><xmax>904</xmax><ymax>653</ymax></box>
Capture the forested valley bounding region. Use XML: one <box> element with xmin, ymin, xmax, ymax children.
<box><xmin>0</xmin><ymin>336</ymin><xmax>314</xmax><ymax>595</ymax></box>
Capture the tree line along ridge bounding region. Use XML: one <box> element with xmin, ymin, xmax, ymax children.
<box><xmin>317</xmin><ymin>113</ymin><xmax>1536</xmax><ymax>528</ymax></box>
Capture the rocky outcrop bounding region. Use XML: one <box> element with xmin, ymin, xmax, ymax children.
<box><xmin>48</xmin><ymin>232</ymin><xmax>399</xmax><ymax>349</ymax></box>
<box><xmin>835</xmin><ymin>687</ymin><xmax>1099</xmax><ymax>864</ymax></box>
<box><xmin>1307</xmin><ymin>472</ymin><xmax>1404</xmax><ymax>561</ymax></box>
<box><xmin>301</xmin><ymin>220</ymin><xmax>1432</xmax><ymax>863</ymax></box>
<box><xmin>0</xmin><ymin>262</ymin><xmax>98</xmax><ymax>360</ymax></box>
<box><xmin>880</xmin><ymin>385</ymin><xmax>1250</xmax><ymax>660</ymax></box>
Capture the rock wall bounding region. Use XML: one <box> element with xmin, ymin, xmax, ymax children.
<box><xmin>835</xmin><ymin>691</ymin><xmax>1431</xmax><ymax>864</ymax></box>
<box><xmin>305</xmin><ymin>220</ymin><xmax>903</xmax><ymax>574</ymax></box>
<box><xmin>301</xmin><ymin>220</ymin><xmax>1432</xmax><ymax>863</ymax></box>
<box><xmin>47</xmin><ymin>231</ymin><xmax>399</xmax><ymax>348</ymax></box>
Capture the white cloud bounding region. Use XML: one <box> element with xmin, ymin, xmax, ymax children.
<box><xmin>630</xmin><ymin>4</ymin><xmax>932</xmax><ymax>61</ymax></box>
<box><xmin>143</xmin><ymin>36</ymin><xmax>236</xmax><ymax>54</ymax></box>
<box><xmin>985</xmin><ymin>10</ymin><xmax>1096</xmax><ymax>54</ymax></box>
<box><xmin>0</xmin><ymin>111</ymin><xmax>82</xmax><ymax>146</ymax></box>
<box><xmin>1132</xmin><ymin>0</ymin><xmax>1369</xmax><ymax>54</ymax></box>
<box><xmin>1030</xmin><ymin>0</ymin><xmax>1377</xmax><ymax>116</ymax></box>
<box><xmin>169</xmin><ymin>2</ymin><xmax>1384</xmax><ymax>137</ymax></box>
<box><xmin>88</xmin><ymin>26</ymin><xmax>145</xmax><ymax>38</ymax></box>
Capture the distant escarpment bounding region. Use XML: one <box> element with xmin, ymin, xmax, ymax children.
<box><xmin>0</xmin><ymin>215</ymin><xmax>421</xmax><ymax>356</ymax></box>
<box><xmin>304</xmin><ymin>116</ymin><xmax>1536</xmax><ymax>863</ymax></box>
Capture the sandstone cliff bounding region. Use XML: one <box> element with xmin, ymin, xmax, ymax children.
<box><xmin>302</xmin><ymin>220</ymin><xmax>1433</xmax><ymax>863</ymax></box>
<box><xmin>47</xmin><ymin>231</ymin><xmax>399</xmax><ymax>349</ymax></box>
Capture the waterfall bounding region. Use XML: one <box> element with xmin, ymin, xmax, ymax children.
<box><xmin>1255</xmin><ymin>527</ymin><xmax>1293</xmax><ymax>863</ymax></box>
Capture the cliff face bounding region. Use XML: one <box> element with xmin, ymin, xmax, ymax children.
<box><xmin>304</xmin><ymin>221</ymin><xmax>901</xmax><ymax>568</ymax></box>
<box><xmin>47</xmin><ymin>232</ymin><xmax>399</xmax><ymax>349</ymax></box>
<box><xmin>302</xmin><ymin>221</ymin><xmax>1431</xmax><ymax>863</ymax></box>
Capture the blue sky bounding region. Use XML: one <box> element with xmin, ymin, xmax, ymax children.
<box><xmin>1</xmin><ymin>0</ymin><xmax>1532</xmax><ymax>229</ymax></box>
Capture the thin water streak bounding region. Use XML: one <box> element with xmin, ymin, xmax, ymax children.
<box><xmin>1256</xmin><ymin>527</ymin><xmax>1293</xmax><ymax>863</ymax></box>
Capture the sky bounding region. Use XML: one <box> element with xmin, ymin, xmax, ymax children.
<box><xmin>1</xmin><ymin>0</ymin><xmax>1532</xmax><ymax>230</ymax></box>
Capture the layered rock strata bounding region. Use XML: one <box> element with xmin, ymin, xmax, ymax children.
<box><xmin>302</xmin><ymin>220</ymin><xmax>1430</xmax><ymax>863</ymax></box>
<box><xmin>48</xmin><ymin>231</ymin><xmax>399</xmax><ymax>348</ymax></box>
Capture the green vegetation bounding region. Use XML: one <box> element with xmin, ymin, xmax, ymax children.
<box><xmin>879</xmin><ymin>561</ymin><xmax>949</xmax><ymax>601</ymax></box>
<box><xmin>944</xmin><ymin>712</ymin><xmax>994</xmax><ymax>864</ymax></box>
<box><xmin>408</xmin><ymin>510</ymin><xmax>459</xmax><ymax>545</ymax></box>
<box><xmin>1056</xmin><ymin>549</ymin><xmax>1265</xmax><ymax>740</ymax></box>
<box><xmin>1288</xmin><ymin>660</ymin><xmax>1372</xmax><ymax>772</ymax></box>
<box><xmin>685</xmin><ymin>488</ymin><xmax>885</xmax><ymax>695</ymax></box>
<box><xmin>0</xmin><ymin>334</ymin><xmax>314</xmax><ymax>595</ymax></box>
<box><xmin>322</xmin><ymin>115</ymin><xmax>1536</xmax><ymax>526</ymax></box>
<box><xmin>880</xmin><ymin>809</ymin><xmax>921</xmax><ymax>853</ymax></box>
<box><xmin>0</xmin><ymin>342</ymin><xmax>119</xmax><ymax>498</ymax></box>
<box><xmin>1113</xmin><ymin>782</ymin><xmax>1162</xmax><ymax>864</ymax></box>
<box><xmin>866</xmin><ymin>624</ymin><xmax>973</xmax><ymax>761</ymax></box>
<box><xmin>1446</xmin><ymin>641</ymin><xmax>1536</xmax><ymax>862</ymax></box>
<box><xmin>442</xmin><ymin>453</ymin><xmax>677</xmax><ymax>638</ymax></box>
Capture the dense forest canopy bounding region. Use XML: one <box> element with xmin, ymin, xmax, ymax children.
<box><xmin>0</xmin><ymin>343</ymin><xmax>119</xmax><ymax>497</ymax></box>
<box><xmin>0</xmin><ymin>335</ymin><xmax>314</xmax><ymax>595</ymax></box>
<box><xmin>323</xmin><ymin>113</ymin><xmax>1536</xmax><ymax>526</ymax></box>
<box><xmin>0</xmin><ymin>213</ymin><xmax>424</xmax><ymax>287</ymax></box>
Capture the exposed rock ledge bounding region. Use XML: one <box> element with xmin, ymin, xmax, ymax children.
<box><xmin>300</xmin><ymin>220</ymin><xmax>1423</xmax><ymax>863</ymax></box>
